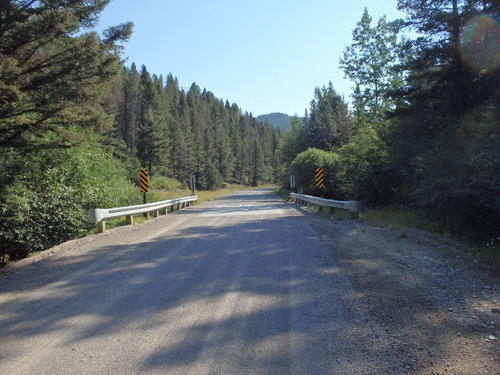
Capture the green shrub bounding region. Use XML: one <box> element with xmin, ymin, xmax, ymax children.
<box><xmin>149</xmin><ymin>175</ymin><xmax>183</xmax><ymax>191</ymax></box>
<box><xmin>289</xmin><ymin>148</ymin><xmax>341</xmax><ymax>199</ymax></box>
<box><xmin>337</xmin><ymin>127</ymin><xmax>396</xmax><ymax>205</ymax></box>
<box><xmin>0</xmin><ymin>142</ymin><xmax>141</xmax><ymax>262</ymax></box>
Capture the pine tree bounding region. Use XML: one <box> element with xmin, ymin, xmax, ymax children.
<box><xmin>340</xmin><ymin>8</ymin><xmax>402</xmax><ymax>130</ymax></box>
<box><xmin>278</xmin><ymin>116</ymin><xmax>307</xmax><ymax>171</ymax></box>
<box><xmin>233</xmin><ymin>117</ymin><xmax>250</xmax><ymax>184</ymax></box>
<box><xmin>122</xmin><ymin>64</ymin><xmax>141</xmax><ymax>152</ymax></box>
<box><xmin>136</xmin><ymin>66</ymin><xmax>169</xmax><ymax>175</ymax></box>
<box><xmin>0</xmin><ymin>0</ymin><xmax>133</xmax><ymax>151</ymax></box>
<box><xmin>102</xmin><ymin>62</ymin><xmax>281</xmax><ymax>188</ymax></box>
<box><xmin>250</xmin><ymin>140</ymin><xmax>264</xmax><ymax>186</ymax></box>
<box><xmin>389</xmin><ymin>0</ymin><xmax>500</xmax><ymax>235</ymax></box>
<box><xmin>304</xmin><ymin>83</ymin><xmax>352</xmax><ymax>151</ymax></box>
<box><xmin>187</xmin><ymin>83</ymin><xmax>202</xmax><ymax>178</ymax></box>
<box><xmin>395</xmin><ymin>0</ymin><xmax>499</xmax><ymax>128</ymax></box>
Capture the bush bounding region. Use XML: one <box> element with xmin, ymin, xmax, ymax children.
<box><xmin>0</xmin><ymin>142</ymin><xmax>142</xmax><ymax>261</ymax></box>
<box><xmin>337</xmin><ymin>127</ymin><xmax>397</xmax><ymax>205</ymax></box>
<box><xmin>289</xmin><ymin>148</ymin><xmax>341</xmax><ymax>198</ymax></box>
<box><xmin>1</xmin><ymin>175</ymin><xmax>85</xmax><ymax>260</ymax></box>
<box><xmin>149</xmin><ymin>175</ymin><xmax>183</xmax><ymax>191</ymax></box>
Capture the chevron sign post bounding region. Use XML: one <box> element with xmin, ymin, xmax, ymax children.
<box><xmin>140</xmin><ymin>169</ymin><xmax>149</xmax><ymax>192</ymax></box>
<box><xmin>315</xmin><ymin>168</ymin><xmax>324</xmax><ymax>188</ymax></box>
<box><xmin>140</xmin><ymin>169</ymin><xmax>149</xmax><ymax>205</ymax></box>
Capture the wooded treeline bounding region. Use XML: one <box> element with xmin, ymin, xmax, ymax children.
<box><xmin>103</xmin><ymin>64</ymin><xmax>280</xmax><ymax>189</ymax></box>
<box><xmin>0</xmin><ymin>0</ymin><xmax>279</xmax><ymax>262</ymax></box>
<box><xmin>279</xmin><ymin>1</ymin><xmax>499</xmax><ymax>241</ymax></box>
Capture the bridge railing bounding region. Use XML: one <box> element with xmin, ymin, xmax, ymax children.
<box><xmin>87</xmin><ymin>195</ymin><xmax>197</xmax><ymax>233</ymax></box>
<box><xmin>290</xmin><ymin>193</ymin><xmax>365</xmax><ymax>214</ymax></box>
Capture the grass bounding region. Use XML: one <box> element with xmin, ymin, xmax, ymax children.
<box><xmin>361</xmin><ymin>207</ymin><xmax>422</xmax><ymax>231</ymax></box>
<box><xmin>364</xmin><ymin>208</ymin><xmax>500</xmax><ymax>271</ymax></box>
<box><xmin>275</xmin><ymin>189</ymin><xmax>500</xmax><ymax>271</ymax></box>
<box><xmin>274</xmin><ymin>186</ymin><xmax>293</xmax><ymax>202</ymax></box>
<box><xmin>192</xmin><ymin>183</ymin><xmax>252</xmax><ymax>203</ymax></box>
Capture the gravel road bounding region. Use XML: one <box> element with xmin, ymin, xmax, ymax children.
<box><xmin>0</xmin><ymin>188</ymin><xmax>498</xmax><ymax>374</ymax></box>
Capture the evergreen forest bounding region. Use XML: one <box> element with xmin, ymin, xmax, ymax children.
<box><xmin>1</xmin><ymin>0</ymin><xmax>499</xmax><ymax>262</ymax></box>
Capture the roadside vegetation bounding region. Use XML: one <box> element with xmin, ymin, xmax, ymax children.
<box><xmin>276</xmin><ymin>3</ymin><xmax>499</xmax><ymax>266</ymax></box>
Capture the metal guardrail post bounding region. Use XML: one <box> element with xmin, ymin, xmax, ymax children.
<box><xmin>126</xmin><ymin>215</ymin><xmax>133</xmax><ymax>225</ymax></box>
<box><xmin>97</xmin><ymin>221</ymin><xmax>106</xmax><ymax>233</ymax></box>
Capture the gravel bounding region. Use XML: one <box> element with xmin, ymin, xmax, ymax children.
<box><xmin>303</xmin><ymin>206</ymin><xmax>500</xmax><ymax>375</ymax></box>
<box><xmin>0</xmin><ymin>191</ymin><xmax>499</xmax><ymax>374</ymax></box>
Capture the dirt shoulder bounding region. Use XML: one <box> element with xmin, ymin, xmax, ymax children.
<box><xmin>302</xmin><ymin>205</ymin><xmax>500</xmax><ymax>374</ymax></box>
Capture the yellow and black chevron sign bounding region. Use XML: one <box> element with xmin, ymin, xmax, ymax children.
<box><xmin>315</xmin><ymin>167</ymin><xmax>324</xmax><ymax>188</ymax></box>
<box><xmin>140</xmin><ymin>169</ymin><xmax>149</xmax><ymax>192</ymax></box>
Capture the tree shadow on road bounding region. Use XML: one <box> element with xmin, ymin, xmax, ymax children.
<box><xmin>0</xmin><ymin>196</ymin><xmax>498</xmax><ymax>374</ymax></box>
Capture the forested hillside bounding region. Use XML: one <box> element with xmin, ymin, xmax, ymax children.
<box><xmin>104</xmin><ymin>64</ymin><xmax>280</xmax><ymax>189</ymax></box>
<box><xmin>256</xmin><ymin>113</ymin><xmax>292</xmax><ymax>132</ymax></box>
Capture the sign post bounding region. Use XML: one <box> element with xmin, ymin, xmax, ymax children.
<box><xmin>290</xmin><ymin>175</ymin><xmax>296</xmax><ymax>190</ymax></box>
<box><xmin>190</xmin><ymin>175</ymin><xmax>196</xmax><ymax>196</ymax></box>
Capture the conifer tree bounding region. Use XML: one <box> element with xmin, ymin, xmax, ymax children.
<box><xmin>232</xmin><ymin>117</ymin><xmax>249</xmax><ymax>184</ymax></box>
<box><xmin>340</xmin><ymin>8</ymin><xmax>402</xmax><ymax>130</ymax></box>
<box><xmin>390</xmin><ymin>0</ymin><xmax>500</xmax><ymax>234</ymax></box>
<box><xmin>0</xmin><ymin>0</ymin><xmax>132</xmax><ymax>151</ymax></box>
<box><xmin>395</xmin><ymin>0</ymin><xmax>499</xmax><ymax>126</ymax></box>
<box><xmin>136</xmin><ymin>66</ymin><xmax>169</xmax><ymax>175</ymax></box>
<box><xmin>187</xmin><ymin>83</ymin><xmax>203</xmax><ymax>177</ymax></box>
<box><xmin>278</xmin><ymin>116</ymin><xmax>307</xmax><ymax>171</ymax></box>
<box><xmin>122</xmin><ymin>64</ymin><xmax>141</xmax><ymax>152</ymax></box>
<box><xmin>304</xmin><ymin>83</ymin><xmax>352</xmax><ymax>151</ymax></box>
<box><xmin>104</xmin><ymin>63</ymin><xmax>281</xmax><ymax>188</ymax></box>
<box><xmin>250</xmin><ymin>140</ymin><xmax>264</xmax><ymax>186</ymax></box>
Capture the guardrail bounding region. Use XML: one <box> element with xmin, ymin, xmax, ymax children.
<box><xmin>290</xmin><ymin>193</ymin><xmax>365</xmax><ymax>215</ymax></box>
<box><xmin>87</xmin><ymin>195</ymin><xmax>197</xmax><ymax>233</ymax></box>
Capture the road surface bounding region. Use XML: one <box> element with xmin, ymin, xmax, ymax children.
<box><xmin>0</xmin><ymin>188</ymin><xmax>499</xmax><ymax>374</ymax></box>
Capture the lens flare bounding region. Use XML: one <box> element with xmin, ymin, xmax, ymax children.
<box><xmin>460</xmin><ymin>14</ymin><xmax>500</xmax><ymax>74</ymax></box>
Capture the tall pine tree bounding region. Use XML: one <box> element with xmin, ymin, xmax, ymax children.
<box><xmin>0</xmin><ymin>0</ymin><xmax>132</xmax><ymax>151</ymax></box>
<box><xmin>340</xmin><ymin>8</ymin><xmax>402</xmax><ymax>130</ymax></box>
<box><xmin>304</xmin><ymin>82</ymin><xmax>352</xmax><ymax>151</ymax></box>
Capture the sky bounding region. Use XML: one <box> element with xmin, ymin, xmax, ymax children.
<box><xmin>96</xmin><ymin>0</ymin><xmax>406</xmax><ymax>117</ymax></box>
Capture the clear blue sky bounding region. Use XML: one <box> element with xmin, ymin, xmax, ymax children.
<box><xmin>97</xmin><ymin>0</ymin><xmax>405</xmax><ymax>117</ymax></box>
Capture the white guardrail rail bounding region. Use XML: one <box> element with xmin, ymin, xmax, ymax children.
<box><xmin>290</xmin><ymin>193</ymin><xmax>365</xmax><ymax>214</ymax></box>
<box><xmin>87</xmin><ymin>195</ymin><xmax>197</xmax><ymax>233</ymax></box>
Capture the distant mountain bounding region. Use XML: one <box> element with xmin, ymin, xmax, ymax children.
<box><xmin>256</xmin><ymin>112</ymin><xmax>292</xmax><ymax>132</ymax></box>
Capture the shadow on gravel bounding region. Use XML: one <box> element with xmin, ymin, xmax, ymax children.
<box><xmin>304</xmin><ymin>211</ymin><xmax>500</xmax><ymax>374</ymax></box>
<box><xmin>0</xmin><ymin>193</ymin><xmax>498</xmax><ymax>374</ymax></box>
